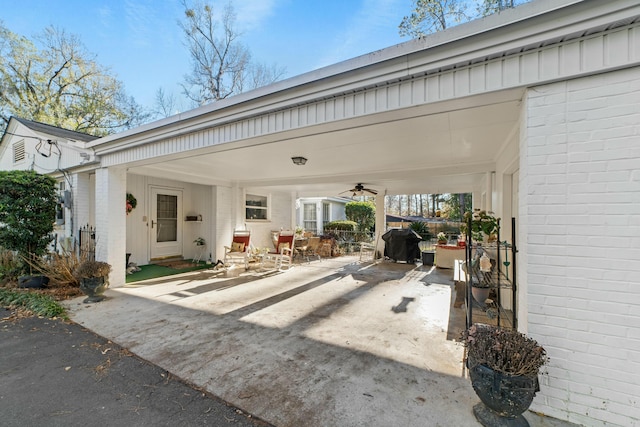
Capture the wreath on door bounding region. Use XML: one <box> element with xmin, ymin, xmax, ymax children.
<box><xmin>126</xmin><ymin>193</ymin><xmax>137</xmax><ymax>215</ymax></box>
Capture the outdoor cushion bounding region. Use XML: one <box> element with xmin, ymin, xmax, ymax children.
<box><xmin>278</xmin><ymin>242</ymin><xmax>290</xmax><ymax>253</ymax></box>
<box><xmin>231</xmin><ymin>242</ymin><xmax>245</xmax><ymax>252</ymax></box>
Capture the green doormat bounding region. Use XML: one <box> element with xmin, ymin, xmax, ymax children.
<box><xmin>126</xmin><ymin>261</ymin><xmax>210</xmax><ymax>283</ymax></box>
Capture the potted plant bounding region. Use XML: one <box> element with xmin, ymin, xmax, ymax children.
<box><xmin>74</xmin><ymin>260</ymin><xmax>112</xmax><ymax>303</ymax></box>
<box><xmin>462</xmin><ymin>324</ymin><xmax>548</xmax><ymax>426</ymax></box>
<box><xmin>461</xmin><ymin>210</ymin><xmax>499</xmax><ymax>243</ymax></box>
<box><xmin>466</xmin><ymin>249</ymin><xmax>495</xmax><ymax>307</ymax></box>
<box><xmin>194</xmin><ymin>237</ymin><xmax>206</xmax><ymax>246</ymax></box>
<box><xmin>437</xmin><ymin>232</ymin><xmax>448</xmax><ymax>244</ymax></box>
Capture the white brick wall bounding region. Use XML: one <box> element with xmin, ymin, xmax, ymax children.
<box><xmin>95</xmin><ymin>167</ymin><xmax>126</xmax><ymax>287</ymax></box>
<box><xmin>523</xmin><ymin>67</ymin><xmax>640</xmax><ymax>426</ymax></box>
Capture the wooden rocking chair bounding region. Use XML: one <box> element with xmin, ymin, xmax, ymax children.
<box><xmin>223</xmin><ymin>230</ymin><xmax>251</xmax><ymax>270</ymax></box>
<box><xmin>264</xmin><ymin>230</ymin><xmax>295</xmax><ymax>270</ymax></box>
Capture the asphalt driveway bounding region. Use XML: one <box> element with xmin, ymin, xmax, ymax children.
<box><xmin>0</xmin><ymin>307</ymin><xmax>268</xmax><ymax>427</ymax></box>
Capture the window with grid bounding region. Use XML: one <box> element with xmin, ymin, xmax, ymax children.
<box><xmin>303</xmin><ymin>203</ymin><xmax>317</xmax><ymax>232</ymax></box>
<box><xmin>322</xmin><ymin>203</ymin><xmax>331</xmax><ymax>229</ymax></box>
<box><xmin>246</xmin><ymin>194</ymin><xmax>268</xmax><ymax>220</ymax></box>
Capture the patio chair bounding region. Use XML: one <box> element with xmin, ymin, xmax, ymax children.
<box><xmin>359</xmin><ymin>232</ymin><xmax>380</xmax><ymax>262</ymax></box>
<box><xmin>264</xmin><ymin>230</ymin><xmax>295</xmax><ymax>270</ymax></box>
<box><xmin>359</xmin><ymin>242</ymin><xmax>376</xmax><ymax>261</ymax></box>
<box><xmin>300</xmin><ymin>236</ymin><xmax>322</xmax><ymax>262</ymax></box>
<box><xmin>223</xmin><ymin>230</ymin><xmax>251</xmax><ymax>270</ymax></box>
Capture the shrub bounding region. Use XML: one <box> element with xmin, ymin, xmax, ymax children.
<box><xmin>0</xmin><ymin>247</ymin><xmax>23</xmax><ymax>284</ymax></box>
<box><xmin>0</xmin><ymin>171</ymin><xmax>57</xmax><ymax>272</ymax></box>
<box><xmin>345</xmin><ymin>201</ymin><xmax>375</xmax><ymax>232</ymax></box>
<box><xmin>409</xmin><ymin>221</ymin><xmax>432</xmax><ymax>240</ymax></box>
<box><xmin>324</xmin><ymin>220</ymin><xmax>358</xmax><ymax>232</ymax></box>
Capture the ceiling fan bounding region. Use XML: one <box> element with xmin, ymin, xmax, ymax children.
<box><xmin>341</xmin><ymin>183</ymin><xmax>378</xmax><ymax>197</ymax></box>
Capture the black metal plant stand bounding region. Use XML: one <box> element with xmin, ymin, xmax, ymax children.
<box><xmin>465</xmin><ymin>217</ymin><xmax>518</xmax><ymax>330</ymax></box>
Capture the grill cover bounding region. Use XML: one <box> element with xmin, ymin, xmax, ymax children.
<box><xmin>382</xmin><ymin>229</ymin><xmax>422</xmax><ymax>263</ymax></box>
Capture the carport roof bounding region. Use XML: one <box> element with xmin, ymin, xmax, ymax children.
<box><xmin>88</xmin><ymin>0</ymin><xmax>640</xmax><ymax>197</ymax></box>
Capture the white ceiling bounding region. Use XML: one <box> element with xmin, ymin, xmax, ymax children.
<box><xmin>129</xmin><ymin>89</ymin><xmax>523</xmax><ymax>197</ymax></box>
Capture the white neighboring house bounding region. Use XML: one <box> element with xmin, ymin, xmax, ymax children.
<box><xmin>296</xmin><ymin>197</ymin><xmax>349</xmax><ymax>234</ymax></box>
<box><xmin>0</xmin><ymin>117</ymin><xmax>99</xmax><ymax>251</ymax></box>
<box><xmin>1</xmin><ymin>1</ymin><xmax>640</xmax><ymax>425</ymax></box>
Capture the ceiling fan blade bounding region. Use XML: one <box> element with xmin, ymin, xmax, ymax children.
<box><xmin>340</xmin><ymin>184</ymin><xmax>377</xmax><ymax>196</ymax></box>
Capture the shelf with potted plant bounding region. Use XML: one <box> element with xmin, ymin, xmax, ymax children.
<box><xmin>463</xmin><ymin>212</ymin><xmax>518</xmax><ymax>330</ymax></box>
<box><xmin>193</xmin><ymin>237</ymin><xmax>206</xmax><ymax>263</ymax></box>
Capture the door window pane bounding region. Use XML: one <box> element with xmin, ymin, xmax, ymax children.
<box><xmin>157</xmin><ymin>194</ymin><xmax>177</xmax><ymax>242</ymax></box>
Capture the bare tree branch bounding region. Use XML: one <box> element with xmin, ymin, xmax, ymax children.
<box><xmin>180</xmin><ymin>1</ymin><xmax>285</xmax><ymax>105</ymax></box>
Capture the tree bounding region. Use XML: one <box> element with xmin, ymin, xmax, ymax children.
<box><xmin>0</xmin><ymin>171</ymin><xmax>57</xmax><ymax>269</ymax></box>
<box><xmin>153</xmin><ymin>87</ymin><xmax>181</xmax><ymax>118</ymax></box>
<box><xmin>345</xmin><ymin>201</ymin><xmax>376</xmax><ymax>232</ymax></box>
<box><xmin>399</xmin><ymin>0</ymin><xmax>528</xmax><ymax>38</ymax></box>
<box><xmin>441</xmin><ymin>193</ymin><xmax>472</xmax><ymax>220</ymax></box>
<box><xmin>180</xmin><ymin>1</ymin><xmax>285</xmax><ymax>105</ymax></box>
<box><xmin>477</xmin><ymin>0</ymin><xmax>520</xmax><ymax>16</ymax></box>
<box><xmin>0</xmin><ymin>23</ymin><xmax>149</xmax><ymax>136</ymax></box>
<box><xmin>399</xmin><ymin>0</ymin><xmax>469</xmax><ymax>37</ymax></box>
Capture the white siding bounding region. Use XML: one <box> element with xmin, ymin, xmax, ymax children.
<box><xmin>523</xmin><ymin>67</ymin><xmax>640</xmax><ymax>426</ymax></box>
<box><xmin>125</xmin><ymin>174</ymin><xmax>212</xmax><ymax>266</ymax></box>
<box><xmin>243</xmin><ymin>190</ymin><xmax>293</xmax><ymax>250</ymax></box>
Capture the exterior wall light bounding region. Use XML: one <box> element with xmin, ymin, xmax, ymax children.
<box><xmin>291</xmin><ymin>156</ymin><xmax>307</xmax><ymax>165</ymax></box>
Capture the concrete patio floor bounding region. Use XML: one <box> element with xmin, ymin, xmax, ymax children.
<box><xmin>63</xmin><ymin>256</ymin><xmax>574</xmax><ymax>427</ymax></box>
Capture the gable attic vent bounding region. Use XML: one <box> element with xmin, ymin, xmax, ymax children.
<box><xmin>13</xmin><ymin>140</ymin><xmax>25</xmax><ymax>163</ymax></box>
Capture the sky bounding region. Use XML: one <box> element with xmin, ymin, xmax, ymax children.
<box><xmin>2</xmin><ymin>0</ymin><xmax>410</xmax><ymax>111</ymax></box>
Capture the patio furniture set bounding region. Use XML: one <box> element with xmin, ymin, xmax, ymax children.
<box><xmin>222</xmin><ymin>229</ymin><xmax>326</xmax><ymax>271</ymax></box>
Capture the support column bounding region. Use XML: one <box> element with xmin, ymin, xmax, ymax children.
<box><xmin>95</xmin><ymin>167</ymin><xmax>126</xmax><ymax>287</ymax></box>
<box><xmin>485</xmin><ymin>171</ymin><xmax>494</xmax><ymax>212</ymax></box>
<box><xmin>374</xmin><ymin>192</ymin><xmax>386</xmax><ymax>256</ymax></box>
<box><xmin>73</xmin><ymin>173</ymin><xmax>91</xmax><ymax>237</ymax></box>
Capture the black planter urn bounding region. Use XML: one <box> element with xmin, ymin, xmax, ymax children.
<box><xmin>79</xmin><ymin>276</ymin><xmax>109</xmax><ymax>303</ymax></box>
<box><xmin>469</xmin><ymin>363</ymin><xmax>539</xmax><ymax>427</ymax></box>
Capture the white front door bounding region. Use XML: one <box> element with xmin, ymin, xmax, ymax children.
<box><xmin>150</xmin><ymin>187</ymin><xmax>183</xmax><ymax>260</ymax></box>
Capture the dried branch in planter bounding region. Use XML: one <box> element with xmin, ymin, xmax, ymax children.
<box><xmin>462</xmin><ymin>324</ymin><xmax>548</xmax><ymax>378</ymax></box>
<box><xmin>24</xmin><ymin>251</ymin><xmax>89</xmax><ymax>288</ymax></box>
<box><xmin>74</xmin><ymin>260</ymin><xmax>112</xmax><ymax>279</ymax></box>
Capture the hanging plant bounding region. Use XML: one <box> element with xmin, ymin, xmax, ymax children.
<box><xmin>126</xmin><ymin>192</ymin><xmax>137</xmax><ymax>215</ymax></box>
